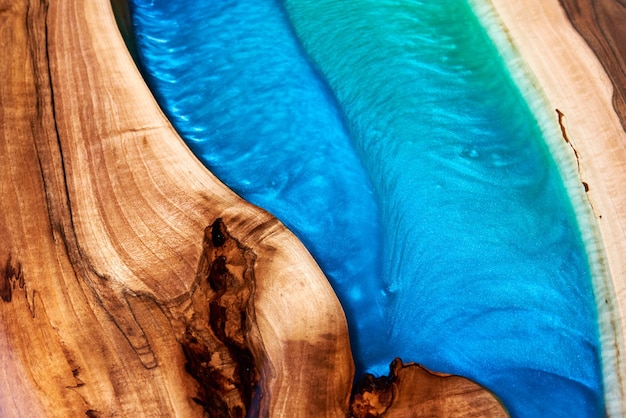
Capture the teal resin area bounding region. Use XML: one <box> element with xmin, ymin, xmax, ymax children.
<box><xmin>126</xmin><ymin>0</ymin><xmax>605</xmax><ymax>416</ymax></box>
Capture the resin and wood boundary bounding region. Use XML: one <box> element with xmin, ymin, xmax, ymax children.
<box><xmin>0</xmin><ymin>0</ymin><xmax>505</xmax><ymax>415</ymax></box>
<box><xmin>485</xmin><ymin>0</ymin><xmax>626</xmax><ymax>413</ymax></box>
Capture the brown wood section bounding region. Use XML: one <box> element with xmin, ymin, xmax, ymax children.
<box><xmin>559</xmin><ymin>0</ymin><xmax>626</xmax><ymax>131</ymax></box>
<box><xmin>0</xmin><ymin>0</ymin><xmax>506</xmax><ymax>415</ymax></box>
<box><xmin>351</xmin><ymin>359</ymin><xmax>507</xmax><ymax>418</ymax></box>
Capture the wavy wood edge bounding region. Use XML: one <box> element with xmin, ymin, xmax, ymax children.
<box><xmin>0</xmin><ymin>0</ymin><xmax>507</xmax><ymax>416</ymax></box>
<box><xmin>350</xmin><ymin>359</ymin><xmax>507</xmax><ymax>418</ymax></box>
<box><xmin>1</xmin><ymin>0</ymin><xmax>352</xmax><ymax>415</ymax></box>
<box><xmin>484</xmin><ymin>0</ymin><xmax>626</xmax><ymax>414</ymax></box>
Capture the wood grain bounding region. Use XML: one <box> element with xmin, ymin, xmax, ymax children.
<box><xmin>1</xmin><ymin>0</ymin><xmax>352</xmax><ymax>415</ymax></box>
<box><xmin>0</xmin><ymin>0</ymin><xmax>506</xmax><ymax>416</ymax></box>
<box><xmin>559</xmin><ymin>0</ymin><xmax>626</xmax><ymax>132</ymax></box>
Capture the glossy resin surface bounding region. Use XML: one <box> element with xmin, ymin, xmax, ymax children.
<box><xmin>128</xmin><ymin>0</ymin><xmax>605</xmax><ymax>416</ymax></box>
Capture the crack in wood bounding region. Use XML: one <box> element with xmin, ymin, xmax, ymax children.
<box><xmin>556</xmin><ymin>108</ymin><xmax>592</xmax><ymax>193</ymax></box>
<box><xmin>21</xmin><ymin>0</ymin><xmax>160</xmax><ymax>370</ymax></box>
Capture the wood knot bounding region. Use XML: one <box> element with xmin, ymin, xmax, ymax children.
<box><xmin>180</xmin><ymin>219</ymin><xmax>262</xmax><ymax>417</ymax></box>
<box><xmin>211</xmin><ymin>218</ymin><xmax>226</xmax><ymax>248</ymax></box>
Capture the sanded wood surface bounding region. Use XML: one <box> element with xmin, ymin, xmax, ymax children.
<box><xmin>559</xmin><ymin>0</ymin><xmax>626</xmax><ymax>131</ymax></box>
<box><xmin>0</xmin><ymin>0</ymin><xmax>506</xmax><ymax>416</ymax></box>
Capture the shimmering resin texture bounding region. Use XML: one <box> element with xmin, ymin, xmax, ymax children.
<box><xmin>128</xmin><ymin>0</ymin><xmax>385</xmax><ymax>369</ymax></box>
<box><xmin>128</xmin><ymin>0</ymin><xmax>605</xmax><ymax>416</ymax></box>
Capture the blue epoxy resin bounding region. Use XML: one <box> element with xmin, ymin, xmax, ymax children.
<box><xmin>127</xmin><ymin>0</ymin><xmax>605</xmax><ymax>416</ymax></box>
<box><xmin>127</xmin><ymin>0</ymin><xmax>387</xmax><ymax>373</ymax></box>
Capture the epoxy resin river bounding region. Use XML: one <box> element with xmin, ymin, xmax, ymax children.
<box><xmin>126</xmin><ymin>0</ymin><xmax>605</xmax><ymax>416</ymax></box>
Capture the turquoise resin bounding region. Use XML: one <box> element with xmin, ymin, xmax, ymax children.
<box><xmin>127</xmin><ymin>0</ymin><xmax>605</xmax><ymax>416</ymax></box>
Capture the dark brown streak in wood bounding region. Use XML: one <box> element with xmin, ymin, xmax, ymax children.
<box><xmin>85</xmin><ymin>409</ymin><xmax>101</xmax><ymax>418</ymax></box>
<box><xmin>26</xmin><ymin>0</ymin><xmax>83</xmax><ymax>266</ymax></box>
<box><xmin>559</xmin><ymin>0</ymin><xmax>626</xmax><ymax>132</ymax></box>
<box><xmin>350</xmin><ymin>368</ymin><xmax>394</xmax><ymax>417</ymax></box>
<box><xmin>26</xmin><ymin>0</ymin><xmax>80</xmax><ymax>261</ymax></box>
<box><xmin>1</xmin><ymin>254</ymin><xmax>25</xmax><ymax>304</ymax></box>
<box><xmin>24</xmin><ymin>0</ymin><xmax>158</xmax><ymax>369</ymax></box>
